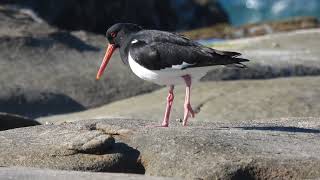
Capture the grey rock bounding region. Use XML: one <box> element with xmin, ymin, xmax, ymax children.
<box><xmin>203</xmin><ymin>29</ymin><xmax>320</xmax><ymax>80</ymax></box>
<box><xmin>38</xmin><ymin>76</ymin><xmax>320</xmax><ymax>124</ymax></box>
<box><xmin>1</xmin><ymin>118</ymin><xmax>320</xmax><ymax>179</ymax></box>
<box><xmin>0</xmin><ymin>112</ymin><xmax>40</xmax><ymax>131</ymax></box>
<box><xmin>0</xmin><ymin>123</ymin><xmax>145</xmax><ymax>174</ymax></box>
<box><xmin>0</xmin><ymin>90</ymin><xmax>86</xmax><ymax>118</ymax></box>
<box><xmin>2</xmin><ymin>6</ymin><xmax>320</xmax><ymax>119</ymax></box>
<box><xmin>64</xmin><ymin>131</ymin><xmax>115</xmax><ymax>154</ymax></box>
<box><xmin>0</xmin><ymin>5</ymin><xmax>55</xmax><ymax>37</ymax></box>
<box><xmin>0</xmin><ymin>7</ymin><xmax>159</xmax><ymax>118</ymax></box>
<box><xmin>0</xmin><ymin>167</ymin><xmax>172</xmax><ymax>180</ymax></box>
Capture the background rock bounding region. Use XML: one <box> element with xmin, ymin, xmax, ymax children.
<box><xmin>0</xmin><ymin>112</ymin><xmax>39</xmax><ymax>131</ymax></box>
<box><xmin>0</xmin><ymin>7</ymin><xmax>159</xmax><ymax>118</ymax></box>
<box><xmin>1</xmin><ymin>6</ymin><xmax>320</xmax><ymax>119</ymax></box>
<box><xmin>1</xmin><ymin>0</ymin><xmax>228</xmax><ymax>33</ymax></box>
<box><xmin>183</xmin><ymin>16</ymin><xmax>319</xmax><ymax>40</ymax></box>
<box><xmin>0</xmin><ymin>89</ymin><xmax>85</xmax><ymax>118</ymax></box>
<box><xmin>1</xmin><ymin>118</ymin><xmax>320</xmax><ymax>179</ymax></box>
<box><xmin>38</xmin><ymin>76</ymin><xmax>320</xmax><ymax>124</ymax></box>
<box><xmin>202</xmin><ymin>28</ymin><xmax>320</xmax><ymax>80</ymax></box>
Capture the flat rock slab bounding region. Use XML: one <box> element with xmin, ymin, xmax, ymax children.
<box><xmin>203</xmin><ymin>28</ymin><xmax>320</xmax><ymax>80</ymax></box>
<box><xmin>39</xmin><ymin>76</ymin><xmax>320</xmax><ymax>124</ymax></box>
<box><xmin>0</xmin><ymin>167</ymin><xmax>172</xmax><ymax>180</ymax></box>
<box><xmin>0</xmin><ymin>112</ymin><xmax>40</xmax><ymax>131</ymax></box>
<box><xmin>1</xmin><ymin>118</ymin><xmax>320</xmax><ymax>179</ymax></box>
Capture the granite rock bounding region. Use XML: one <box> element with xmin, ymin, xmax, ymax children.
<box><xmin>1</xmin><ymin>118</ymin><xmax>320</xmax><ymax>179</ymax></box>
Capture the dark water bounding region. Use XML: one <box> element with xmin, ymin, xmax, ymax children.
<box><xmin>219</xmin><ymin>0</ymin><xmax>320</xmax><ymax>26</ymax></box>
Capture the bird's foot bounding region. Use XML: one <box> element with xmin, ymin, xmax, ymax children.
<box><xmin>183</xmin><ymin>103</ymin><xmax>195</xmax><ymax>126</ymax></box>
<box><xmin>145</xmin><ymin>123</ymin><xmax>169</xmax><ymax>128</ymax></box>
<box><xmin>160</xmin><ymin>123</ymin><xmax>169</xmax><ymax>127</ymax></box>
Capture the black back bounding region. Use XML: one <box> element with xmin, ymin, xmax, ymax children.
<box><xmin>107</xmin><ymin>23</ymin><xmax>249</xmax><ymax>69</ymax></box>
<box><xmin>128</xmin><ymin>30</ymin><xmax>249</xmax><ymax>70</ymax></box>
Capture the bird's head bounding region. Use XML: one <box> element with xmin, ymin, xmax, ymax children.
<box><xmin>96</xmin><ymin>23</ymin><xmax>142</xmax><ymax>80</ymax></box>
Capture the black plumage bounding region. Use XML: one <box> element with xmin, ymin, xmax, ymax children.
<box><xmin>112</xmin><ymin>26</ymin><xmax>249</xmax><ymax>70</ymax></box>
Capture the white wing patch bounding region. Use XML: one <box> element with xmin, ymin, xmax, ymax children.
<box><xmin>171</xmin><ymin>62</ymin><xmax>195</xmax><ymax>69</ymax></box>
<box><xmin>131</xmin><ymin>39</ymin><xmax>138</xmax><ymax>44</ymax></box>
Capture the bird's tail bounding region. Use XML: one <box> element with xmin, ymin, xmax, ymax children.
<box><xmin>214</xmin><ymin>50</ymin><xmax>250</xmax><ymax>68</ymax></box>
<box><xmin>225</xmin><ymin>57</ymin><xmax>249</xmax><ymax>68</ymax></box>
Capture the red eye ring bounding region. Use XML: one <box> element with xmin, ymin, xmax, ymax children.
<box><xmin>110</xmin><ymin>32</ymin><xmax>116</xmax><ymax>38</ymax></box>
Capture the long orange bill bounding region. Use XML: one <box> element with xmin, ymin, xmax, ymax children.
<box><xmin>96</xmin><ymin>44</ymin><xmax>116</xmax><ymax>80</ymax></box>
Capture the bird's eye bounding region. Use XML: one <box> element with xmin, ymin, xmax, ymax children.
<box><xmin>110</xmin><ymin>32</ymin><xmax>117</xmax><ymax>38</ymax></box>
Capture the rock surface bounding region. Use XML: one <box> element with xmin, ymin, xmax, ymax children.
<box><xmin>39</xmin><ymin>76</ymin><xmax>320</xmax><ymax>124</ymax></box>
<box><xmin>1</xmin><ymin>118</ymin><xmax>320</xmax><ymax>179</ymax></box>
<box><xmin>0</xmin><ymin>112</ymin><xmax>40</xmax><ymax>131</ymax></box>
<box><xmin>1</xmin><ymin>6</ymin><xmax>320</xmax><ymax>119</ymax></box>
<box><xmin>0</xmin><ymin>7</ymin><xmax>159</xmax><ymax>118</ymax></box>
<box><xmin>0</xmin><ymin>167</ymin><xmax>172</xmax><ymax>180</ymax></box>
<box><xmin>0</xmin><ymin>122</ymin><xmax>145</xmax><ymax>174</ymax></box>
<box><xmin>202</xmin><ymin>28</ymin><xmax>320</xmax><ymax>80</ymax></box>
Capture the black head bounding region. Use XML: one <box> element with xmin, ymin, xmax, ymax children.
<box><xmin>96</xmin><ymin>23</ymin><xmax>142</xmax><ymax>80</ymax></box>
<box><xmin>106</xmin><ymin>23</ymin><xmax>142</xmax><ymax>47</ymax></box>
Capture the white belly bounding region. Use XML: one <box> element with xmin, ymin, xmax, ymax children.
<box><xmin>128</xmin><ymin>53</ymin><xmax>214</xmax><ymax>85</ymax></box>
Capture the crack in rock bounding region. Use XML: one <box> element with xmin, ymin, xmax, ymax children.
<box><xmin>96</xmin><ymin>123</ymin><xmax>134</xmax><ymax>137</ymax></box>
<box><xmin>61</xmin><ymin>123</ymin><xmax>134</xmax><ymax>155</ymax></box>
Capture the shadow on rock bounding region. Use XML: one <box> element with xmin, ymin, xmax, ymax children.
<box><xmin>231</xmin><ymin>167</ymin><xmax>255</xmax><ymax>180</ymax></box>
<box><xmin>106</xmin><ymin>142</ymin><xmax>145</xmax><ymax>174</ymax></box>
<box><xmin>62</xmin><ymin>130</ymin><xmax>145</xmax><ymax>174</ymax></box>
<box><xmin>49</xmin><ymin>32</ymin><xmax>99</xmax><ymax>52</ymax></box>
<box><xmin>0</xmin><ymin>112</ymin><xmax>40</xmax><ymax>131</ymax></box>
<box><xmin>0</xmin><ymin>91</ymin><xmax>86</xmax><ymax>118</ymax></box>
<box><xmin>24</xmin><ymin>32</ymin><xmax>99</xmax><ymax>52</ymax></box>
<box><xmin>236</xmin><ymin>126</ymin><xmax>320</xmax><ymax>134</ymax></box>
<box><xmin>202</xmin><ymin>64</ymin><xmax>320</xmax><ymax>81</ymax></box>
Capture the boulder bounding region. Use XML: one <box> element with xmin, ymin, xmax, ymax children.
<box><xmin>1</xmin><ymin>118</ymin><xmax>320</xmax><ymax>179</ymax></box>
<box><xmin>0</xmin><ymin>122</ymin><xmax>144</xmax><ymax>174</ymax></box>
<box><xmin>0</xmin><ymin>112</ymin><xmax>40</xmax><ymax>131</ymax></box>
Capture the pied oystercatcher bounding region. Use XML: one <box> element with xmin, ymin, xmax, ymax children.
<box><xmin>96</xmin><ymin>23</ymin><xmax>249</xmax><ymax>127</ymax></box>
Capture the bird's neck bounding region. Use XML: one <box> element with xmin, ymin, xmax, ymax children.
<box><xmin>119</xmin><ymin>36</ymin><xmax>133</xmax><ymax>65</ymax></box>
<box><xmin>119</xmin><ymin>32</ymin><xmax>138</xmax><ymax>65</ymax></box>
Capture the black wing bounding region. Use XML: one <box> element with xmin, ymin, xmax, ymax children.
<box><xmin>133</xmin><ymin>30</ymin><xmax>198</xmax><ymax>46</ymax></box>
<box><xmin>129</xmin><ymin>36</ymin><xmax>249</xmax><ymax>71</ymax></box>
<box><xmin>133</xmin><ymin>30</ymin><xmax>243</xmax><ymax>56</ymax></box>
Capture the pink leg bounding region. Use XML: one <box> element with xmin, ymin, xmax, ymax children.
<box><xmin>161</xmin><ymin>85</ymin><xmax>175</xmax><ymax>127</ymax></box>
<box><xmin>182</xmin><ymin>75</ymin><xmax>195</xmax><ymax>126</ymax></box>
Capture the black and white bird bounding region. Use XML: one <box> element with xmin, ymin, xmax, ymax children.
<box><xmin>96</xmin><ymin>23</ymin><xmax>249</xmax><ymax>127</ymax></box>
